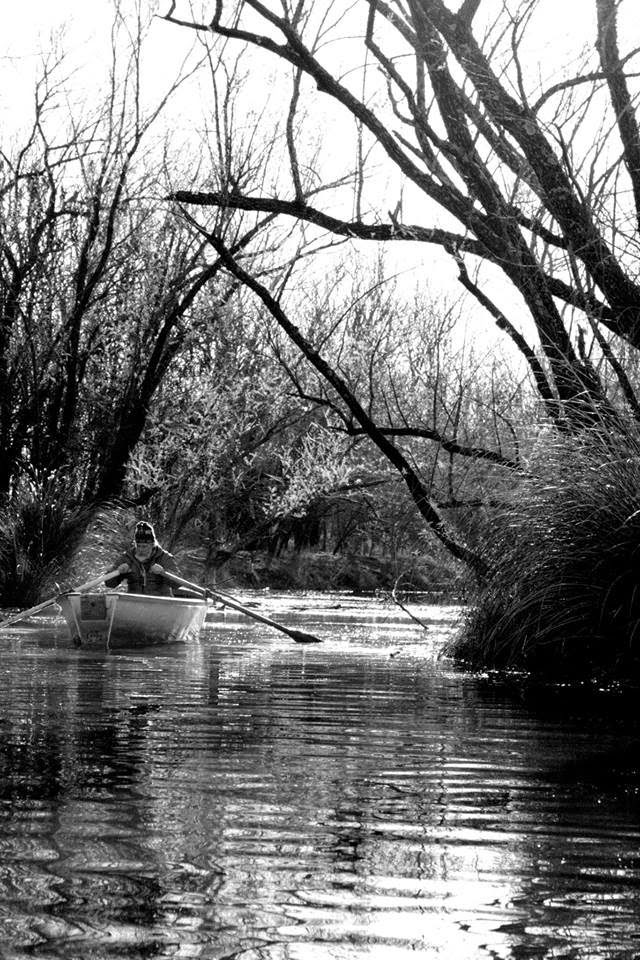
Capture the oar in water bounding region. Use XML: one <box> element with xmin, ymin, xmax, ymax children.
<box><xmin>0</xmin><ymin>570</ymin><xmax>120</xmax><ymax>630</ymax></box>
<box><xmin>159</xmin><ymin>569</ymin><xmax>322</xmax><ymax>644</ymax></box>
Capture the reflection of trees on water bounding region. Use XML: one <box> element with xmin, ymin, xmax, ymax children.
<box><xmin>0</xmin><ymin>636</ymin><xmax>639</xmax><ymax>956</ymax></box>
<box><xmin>0</xmin><ymin>647</ymin><xmax>223</xmax><ymax>947</ymax></box>
<box><xmin>0</xmin><ymin>664</ymin><xmax>155</xmax><ymax>800</ymax></box>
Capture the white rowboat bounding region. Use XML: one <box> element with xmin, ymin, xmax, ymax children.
<box><xmin>58</xmin><ymin>591</ymin><xmax>210</xmax><ymax>649</ymax></box>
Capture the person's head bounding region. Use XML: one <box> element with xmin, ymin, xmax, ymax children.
<box><xmin>133</xmin><ymin>520</ymin><xmax>157</xmax><ymax>560</ymax></box>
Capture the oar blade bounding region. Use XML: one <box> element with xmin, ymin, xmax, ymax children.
<box><xmin>0</xmin><ymin>598</ymin><xmax>57</xmax><ymax>630</ymax></box>
<box><xmin>286</xmin><ymin>628</ymin><xmax>323</xmax><ymax>644</ymax></box>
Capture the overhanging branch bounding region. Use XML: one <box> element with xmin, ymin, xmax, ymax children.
<box><xmin>171</xmin><ymin>188</ymin><xmax>489</xmax><ymax>254</ymax></box>
<box><xmin>203</xmin><ymin>229</ymin><xmax>487</xmax><ymax>574</ymax></box>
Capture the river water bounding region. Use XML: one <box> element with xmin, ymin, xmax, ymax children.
<box><xmin>0</xmin><ymin>594</ymin><xmax>639</xmax><ymax>959</ymax></box>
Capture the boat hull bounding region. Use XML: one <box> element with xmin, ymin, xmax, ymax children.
<box><xmin>58</xmin><ymin>591</ymin><xmax>210</xmax><ymax>649</ymax></box>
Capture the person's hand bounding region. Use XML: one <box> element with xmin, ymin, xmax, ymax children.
<box><xmin>150</xmin><ymin>563</ymin><xmax>165</xmax><ymax>575</ymax></box>
<box><xmin>117</xmin><ymin>563</ymin><xmax>130</xmax><ymax>575</ymax></box>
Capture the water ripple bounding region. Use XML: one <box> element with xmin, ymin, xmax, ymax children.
<box><xmin>0</xmin><ymin>599</ymin><xmax>638</xmax><ymax>958</ymax></box>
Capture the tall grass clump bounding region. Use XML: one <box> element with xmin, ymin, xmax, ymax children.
<box><xmin>0</xmin><ymin>476</ymin><xmax>95</xmax><ymax>608</ymax></box>
<box><xmin>450</xmin><ymin>427</ymin><xmax>640</xmax><ymax>679</ymax></box>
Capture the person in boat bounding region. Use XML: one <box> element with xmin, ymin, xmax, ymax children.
<box><xmin>109</xmin><ymin>521</ymin><xmax>180</xmax><ymax>596</ymax></box>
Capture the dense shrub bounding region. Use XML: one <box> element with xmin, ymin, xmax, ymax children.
<box><xmin>449</xmin><ymin>428</ymin><xmax>640</xmax><ymax>678</ymax></box>
<box><xmin>0</xmin><ymin>477</ymin><xmax>95</xmax><ymax>607</ymax></box>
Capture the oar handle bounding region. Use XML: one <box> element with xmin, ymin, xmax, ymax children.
<box><xmin>78</xmin><ymin>571</ymin><xmax>120</xmax><ymax>592</ymax></box>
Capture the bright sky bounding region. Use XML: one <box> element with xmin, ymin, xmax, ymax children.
<box><xmin>2</xmin><ymin>1</ymin><xmax>634</xmax><ymax>357</ymax></box>
<box><xmin>1</xmin><ymin>0</ymin><xmax>612</xmax><ymax>148</ymax></box>
<box><xmin>1</xmin><ymin>0</ymin><xmax>604</xmax><ymax>113</ymax></box>
<box><xmin>1</xmin><ymin>0</ymin><xmax>197</xmax><ymax>138</ymax></box>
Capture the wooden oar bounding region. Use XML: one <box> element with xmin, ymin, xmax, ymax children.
<box><xmin>0</xmin><ymin>570</ymin><xmax>119</xmax><ymax>630</ymax></box>
<box><xmin>160</xmin><ymin>569</ymin><xmax>322</xmax><ymax>644</ymax></box>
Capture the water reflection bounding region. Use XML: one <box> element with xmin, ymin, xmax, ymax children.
<box><xmin>0</xmin><ymin>600</ymin><xmax>638</xmax><ymax>957</ymax></box>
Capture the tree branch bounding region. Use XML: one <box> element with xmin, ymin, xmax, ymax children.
<box><xmin>423</xmin><ymin>0</ymin><xmax>640</xmax><ymax>331</ymax></box>
<box><xmin>341</xmin><ymin>423</ymin><xmax>523</xmax><ymax>471</ymax></box>
<box><xmin>172</xmin><ymin>188</ymin><xmax>626</xmax><ymax>336</ymax></box>
<box><xmin>451</xmin><ymin>252</ymin><xmax>561</xmax><ymax>424</ymax></box>
<box><xmin>596</xmin><ymin>0</ymin><xmax>640</xmax><ymax>230</ymax></box>
<box><xmin>532</xmin><ymin>60</ymin><xmax>640</xmax><ymax>113</ymax></box>
<box><xmin>204</xmin><ymin>229</ymin><xmax>487</xmax><ymax>574</ymax></box>
<box><xmin>172</xmin><ymin>188</ymin><xmax>490</xmax><ymax>254</ymax></box>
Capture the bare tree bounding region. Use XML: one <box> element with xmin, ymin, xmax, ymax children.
<box><xmin>159</xmin><ymin>0</ymin><xmax>640</xmax><ymax>570</ymax></box>
<box><xmin>165</xmin><ymin>0</ymin><xmax>640</xmax><ymax>563</ymax></box>
<box><xmin>0</xmin><ymin>9</ymin><xmax>292</xmax><ymax>506</ymax></box>
<box><xmin>163</xmin><ymin>0</ymin><xmax>640</xmax><ymax>406</ymax></box>
<box><xmin>0</xmin><ymin>7</ymin><xmax>308</xmax><ymax>603</ymax></box>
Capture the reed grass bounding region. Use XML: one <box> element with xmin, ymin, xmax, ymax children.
<box><xmin>449</xmin><ymin>427</ymin><xmax>640</xmax><ymax>678</ymax></box>
<box><xmin>0</xmin><ymin>477</ymin><xmax>95</xmax><ymax>607</ymax></box>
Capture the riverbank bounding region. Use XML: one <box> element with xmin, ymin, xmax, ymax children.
<box><xmin>204</xmin><ymin>548</ymin><xmax>466</xmax><ymax>600</ymax></box>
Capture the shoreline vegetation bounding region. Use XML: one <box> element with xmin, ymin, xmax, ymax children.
<box><xmin>5</xmin><ymin>420</ymin><xmax>640</xmax><ymax>686</ymax></box>
<box><xmin>447</xmin><ymin>429</ymin><xmax>640</xmax><ymax>682</ymax></box>
<box><xmin>7</xmin><ymin>423</ymin><xmax>640</xmax><ymax>686</ymax></box>
<box><xmin>205</xmin><ymin>548</ymin><xmax>467</xmax><ymax>602</ymax></box>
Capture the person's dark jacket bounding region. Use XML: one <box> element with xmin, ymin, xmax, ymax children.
<box><xmin>111</xmin><ymin>545</ymin><xmax>180</xmax><ymax>596</ymax></box>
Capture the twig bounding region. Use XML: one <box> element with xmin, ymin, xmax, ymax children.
<box><xmin>391</xmin><ymin>574</ymin><xmax>429</xmax><ymax>631</ymax></box>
